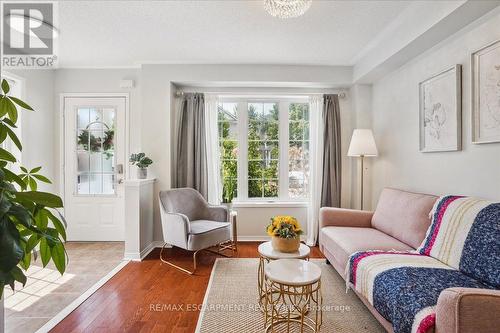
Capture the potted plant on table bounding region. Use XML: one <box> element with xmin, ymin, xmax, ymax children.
<box><xmin>0</xmin><ymin>79</ymin><xmax>67</xmax><ymax>332</ymax></box>
<box><xmin>129</xmin><ymin>153</ymin><xmax>153</xmax><ymax>179</ymax></box>
<box><xmin>266</xmin><ymin>216</ymin><xmax>303</xmax><ymax>253</ymax></box>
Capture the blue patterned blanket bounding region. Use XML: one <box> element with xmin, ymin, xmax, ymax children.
<box><xmin>346</xmin><ymin>196</ymin><xmax>500</xmax><ymax>333</ymax></box>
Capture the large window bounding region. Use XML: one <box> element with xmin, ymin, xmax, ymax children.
<box><xmin>218</xmin><ymin>98</ymin><xmax>310</xmax><ymax>202</ymax></box>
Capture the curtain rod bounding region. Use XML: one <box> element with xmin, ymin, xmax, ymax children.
<box><xmin>174</xmin><ymin>91</ymin><xmax>347</xmax><ymax>99</ymax></box>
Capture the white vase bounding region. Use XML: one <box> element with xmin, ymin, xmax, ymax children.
<box><xmin>137</xmin><ymin>168</ymin><xmax>147</xmax><ymax>179</ymax></box>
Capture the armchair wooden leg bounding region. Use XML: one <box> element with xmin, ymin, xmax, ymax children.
<box><xmin>159</xmin><ymin>243</ymin><xmax>200</xmax><ymax>275</ymax></box>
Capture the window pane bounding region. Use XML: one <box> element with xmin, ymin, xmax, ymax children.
<box><xmin>248</xmin><ymin>179</ymin><xmax>263</xmax><ymax>198</ymax></box>
<box><xmin>263</xmin><ymin>180</ymin><xmax>279</xmax><ymax>197</ymax></box>
<box><xmin>77</xmin><ymin>152</ymin><xmax>89</xmax><ymax>173</ymax></box>
<box><xmin>89</xmin><ymin>152</ymin><xmax>103</xmax><ymax>172</ymax></box>
<box><xmin>219</xmin><ymin>121</ymin><xmax>238</xmax><ymax>140</ymax></box>
<box><xmin>248</xmin><ymin>141</ymin><xmax>278</xmax><ymax>160</ymax></box>
<box><xmin>89</xmin><ymin>174</ymin><xmax>102</xmax><ymax>194</ymax></box>
<box><xmin>247</xmin><ymin>102</ymin><xmax>279</xmax><ymax>198</ymax></box>
<box><xmin>289</xmin><ymin>178</ymin><xmax>306</xmax><ymax>198</ymax></box>
<box><xmin>248</xmin><ymin>103</ymin><xmax>263</xmax><ymax>121</ymax></box>
<box><xmin>219</xmin><ymin>103</ymin><xmax>238</xmax><ymax>121</ymax></box>
<box><xmin>248</xmin><ymin>160</ymin><xmax>262</xmax><ymax>178</ymax></box>
<box><xmin>222</xmin><ymin>160</ymin><xmax>237</xmax><ymax>178</ymax></box>
<box><xmin>102</xmin><ymin>153</ymin><xmax>114</xmax><ymax>173</ymax></box>
<box><xmin>289</xmin><ymin>121</ymin><xmax>307</xmax><ymax>140</ymax></box>
<box><xmin>77</xmin><ymin>108</ymin><xmax>90</xmax><ymax>129</ymax></box>
<box><xmin>289</xmin><ymin>103</ymin><xmax>309</xmax><ymax>121</ymax></box>
<box><xmin>289</xmin><ymin>141</ymin><xmax>309</xmax><ymax>160</ymax></box>
<box><xmin>77</xmin><ymin>174</ymin><xmax>89</xmax><ymax>194</ymax></box>
<box><xmin>76</xmin><ymin>107</ymin><xmax>116</xmax><ymax>195</ymax></box>
<box><xmin>263</xmin><ymin>103</ymin><xmax>279</xmax><ymax>122</ymax></box>
<box><xmin>220</xmin><ymin>140</ymin><xmax>238</xmax><ymax>159</ymax></box>
<box><xmin>222</xmin><ymin>178</ymin><xmax>237</xmax><ymax>203</ymax></box>
<box><xmin>288</xmin><ymin>103</ymin><xmax>310</xmax><ymax>199</ymax></box>
<box><xmin>248</xmin><ymin>121</ymin><xmax>278</xmax><ymax>140</ymax></box>
<box><xmin>263</xmin><ymin>160</ymin><xmax>279</xmax><ymax>179</ymax></box>
<box><xmin>218</xmin><ymin>102</ymin><xmax>239</xmax><ymax>202</ymax></box>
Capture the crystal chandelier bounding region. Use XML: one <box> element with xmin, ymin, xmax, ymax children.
<box><xmin>264</xmin><ymin>0</ymin><xmax>312</xmax><ymax>19</ymax></box>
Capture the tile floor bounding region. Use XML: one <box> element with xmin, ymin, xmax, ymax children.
<box><xmin>4</xmin><ymin>242</ymin><xmax>124</xmax><ymax>333</ymax></box>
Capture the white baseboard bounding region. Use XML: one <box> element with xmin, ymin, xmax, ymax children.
<box><xmin>124</xmin><ymin>241</ymin><xmax>164</xmax><ymax>261</ymax></box>
<box><xmin>34</xmin><ymin>260</ymin><xmax>129</xmax><ymax>333</ymax></box>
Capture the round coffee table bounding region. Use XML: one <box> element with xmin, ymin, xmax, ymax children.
<box><xmin>257</xmin><ymin>241</ymin><xmax>310</xmax><ymax>311</ymax></box>
<box><xmin>264</xmin><ymin>259</ymin><xmax>322</xmax><ymax>333</ymax></box>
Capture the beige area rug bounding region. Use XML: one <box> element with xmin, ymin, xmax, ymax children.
<box><xmin>196</xmin><ymin>258</ymin><xmax>385</xmax><ymax>333</ymax></box>
<box><xmin>4</xmin><ymin>242</ymin><xmax>125</xmax><ymax>333</ymax></box>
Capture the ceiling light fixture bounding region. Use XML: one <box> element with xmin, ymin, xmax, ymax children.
<box><xmin>264</xmin><ymin>0</ymin><xmax>312</xmax><ymax>19</ymax></box>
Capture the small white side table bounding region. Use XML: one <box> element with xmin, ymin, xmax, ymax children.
<box><xmin>257</xmin><ymin>241</ymin><xmax>310</xmax><ymax>311</ymax></box>
<box><xmin>264</xmin><ymin>259</ymin><xmax>323</xmax><ymax>333</ymax></box>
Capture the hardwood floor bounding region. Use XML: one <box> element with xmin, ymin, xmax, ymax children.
<box><xmin>50</xmin><ymin>242</ymin><xmax>324</xmax><ymax>333</ymax></box>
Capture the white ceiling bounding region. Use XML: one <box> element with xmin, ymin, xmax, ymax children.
<box><xmin>56</xmin><ymin>0</ymin><xmax>412</xmax><ymax>68</ymax></box>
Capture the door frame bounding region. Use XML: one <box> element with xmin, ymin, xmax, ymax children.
<box><xmin>59</xmin><ymin>93</ymin><xmax>130</xmax><ymax>213</ymax></box>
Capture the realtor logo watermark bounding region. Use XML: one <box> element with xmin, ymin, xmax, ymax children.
<box><xmin>2</xmin><ymin>2</ymin><xmax>58</xmax><ymax>68</ymax></box>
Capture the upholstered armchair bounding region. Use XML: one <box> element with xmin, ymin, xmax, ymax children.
<box><xmin>159</xmin><ymin>188</ymin><xmax>234</xmax><ymax>274</ymax></box>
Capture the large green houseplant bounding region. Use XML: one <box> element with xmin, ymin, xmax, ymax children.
<box><xmin>0</xmin><ymin>79</ymin><xmax>67</xmax><ymax>298</ymax></box>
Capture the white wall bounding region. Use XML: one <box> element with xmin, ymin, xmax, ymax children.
<box><xmin>140</xmin><ymin>64</ymin><xmax>354</xmax><ymax>241</ymax></box>
<box><xmin>349</xmin><ymin>84</ymin><xmax>374</xmax><ymax>209</ymax></box>
<box><xmin>369</xmin><ymin>9</ymin><xmax>500</xmax><ymax>209</ymax></box>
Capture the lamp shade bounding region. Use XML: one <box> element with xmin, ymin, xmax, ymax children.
<box><xmin>348</xmin><ymin>129</ymin><xmax>378</xmax><ymax>157</ymax></box>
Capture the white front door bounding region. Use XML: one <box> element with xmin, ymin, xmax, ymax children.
<box><xmin>63</xmin><ymin>97</ymin><xmax>127</xmax><ymax>241</ymax></box>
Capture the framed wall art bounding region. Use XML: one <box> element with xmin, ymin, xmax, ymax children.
<box><xmin>471</xmin><ymin>39</ymin><xmax>500</xmax><ymax>144</ymax></box>
<box><xmin>419</xmin><ymin>65</ymin><xmax>462</xmax><ymax>152</ymax></box>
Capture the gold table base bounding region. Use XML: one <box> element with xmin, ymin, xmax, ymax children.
<box><xmin>264</xmin><ymin>278</ymin><xmax>323</xmax><ymax>333</ymax></box>
<box><xmin>258</xmin><ymin>256</ymin><xmax>310</xmax><ymax>317</ymax></box>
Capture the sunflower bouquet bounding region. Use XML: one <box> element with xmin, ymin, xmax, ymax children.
<box><xmin>266</xmin><ymin>215</ymin><xmax>303</xmax><ymax>239</ymax></box>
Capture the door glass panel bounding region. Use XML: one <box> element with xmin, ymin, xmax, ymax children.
<box><xmin>89</xmin><ymin>174</ymin><xmax>102</xmax><ymax>193</ymax></box>
<box><xmin>77</xmin><ymin>174</ymin><xmax>89</xmax><ymax>194</ymax></box>
<box><xmin>76</xmin><ymin>107</ymin><xmax>116</xmax><ymax>195</ymax></box>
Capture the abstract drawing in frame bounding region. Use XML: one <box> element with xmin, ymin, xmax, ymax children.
<box><xmin>471</xmin><ymin>39</ymin><xmax>500</xmax><ymax>144</ymax></box>
<box><xmin>419</xmin><ymin>65</ymin><xmax>462</xmax><ymax>152</ymax></box>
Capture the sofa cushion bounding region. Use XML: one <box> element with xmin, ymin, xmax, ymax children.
<box><xmin>189</xmin><ymin>220</ymin><xmax>230</xmax><ymax>235</ymax></box>
<box><xmin>319</xmin><ymin>226</ymin><xmax>413</xmax><ymax>270</ymax></box>
<box><xmin>417</xmin><ymin>196</ymin><xmax>500</xmax><ymax>288</ymax></box>
<box><xmin>372</xmin><ymin>188</ymin><xmax>437</xmax><ymax>249</ymax></box>
<box><xmin>347</xmin><ymin>251</ymin><xmax>492</xmax><ymax>333</ymax></box>
<box><xmin>187</xmin><ymin>220</ymin><xmax>230</xmax><ymax>251</ymax></box>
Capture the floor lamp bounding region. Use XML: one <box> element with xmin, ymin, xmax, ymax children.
<box><xmin>348</xmin><ymin>129</ymin><xmax>378</xmax><ymax>210</ymax></box>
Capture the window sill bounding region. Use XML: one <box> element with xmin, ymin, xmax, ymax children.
<box><xmin>231</xmin><ymin>201</ymin><xmax>309</xmax><ymax>208</ymax></box>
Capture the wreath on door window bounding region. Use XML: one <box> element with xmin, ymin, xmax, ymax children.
<box><xmin>77</xmin><ymin>121</ymin><xmax>114</xmax><ymax>159</ymax></box>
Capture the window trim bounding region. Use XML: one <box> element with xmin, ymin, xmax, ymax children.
<box><xmin>219</xmin><ymin>96</ymin><xmax>310</xmax><ymax>203</ymax></box>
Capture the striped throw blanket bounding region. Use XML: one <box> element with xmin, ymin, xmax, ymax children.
<box><xmin>347</xmin><ymin>196</ymin><xmax>500</xmax><ymax>333</ymax></box>
<box><xmin>417</xmin><ymin>196</ymin><xmax>500</xmax><ymax>288</ymax></box>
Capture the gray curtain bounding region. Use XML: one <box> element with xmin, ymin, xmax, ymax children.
<box><xmin>173</xmin><ymin>93</ymin><xmax>208</xmax><ymax>199</ymax></box>
<box><xmin>321</xmin><ymin>94</ymin><xmax>342</xmax><ymax>207</ymax></box>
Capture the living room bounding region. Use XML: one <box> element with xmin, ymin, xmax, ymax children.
<box><xmin>0</xmin><ymin>1</ymin><xmax>499</xmax><ymax>333</ymax></box>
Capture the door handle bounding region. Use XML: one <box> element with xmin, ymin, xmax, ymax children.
<box><xmin>116</xmin><ymin>164</ymin><xmax>124</xmax><ymax>174</ymax></box>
